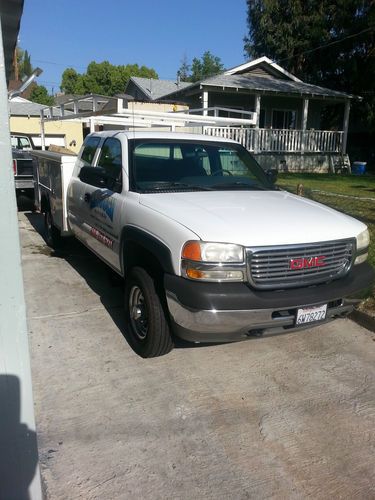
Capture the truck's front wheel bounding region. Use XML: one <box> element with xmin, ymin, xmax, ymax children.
<box><xmin>124</xmin><ymin>267</ymin><xmax>174</xmax><ymax>358</ymax></box>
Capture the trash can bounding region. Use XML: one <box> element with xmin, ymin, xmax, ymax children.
<box><xmin>352</xmin><ymin>161</ymin><xmax>367</xmax><ymax>175</ymax></box>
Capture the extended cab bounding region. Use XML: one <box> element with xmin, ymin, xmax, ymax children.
<box><xmin>36</xmin><ymin>131</ymin><xmax>374</xmax><ymax>357</ymax></box>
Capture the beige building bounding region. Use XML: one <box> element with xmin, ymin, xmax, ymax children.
<box><xmin>9</xmin><ymin>97</ymin><xmax>83</xmax><ymax>154</ymax></box>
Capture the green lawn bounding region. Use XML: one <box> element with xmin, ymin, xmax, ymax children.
<box><xmin>276</xmin><ymin>173</ymin><xmax>375</xmax><ymax>269</ymax></box>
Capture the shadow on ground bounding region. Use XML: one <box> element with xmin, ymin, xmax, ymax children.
<box><xmin>24</xmin><ymin>212</ymin><xmax>224</xmax><ymax>354</ymax></box>
<box><xmin>0</xmin><ymin>375</ymin><xmax>39</xmax><ymax>500</ymax></box>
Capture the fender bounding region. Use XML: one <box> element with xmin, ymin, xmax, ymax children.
<box><xmin>120</xmin><ymin>226</ymin><xmax>174</xmax><ymax>276</ymax></box>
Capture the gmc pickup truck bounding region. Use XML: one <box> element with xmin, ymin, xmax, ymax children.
<box><xmin>35</xmin><ymin>131</ymin><xmax>374</xmax><ymax>357</ymax></box>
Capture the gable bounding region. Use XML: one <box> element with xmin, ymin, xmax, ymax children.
<box><xmin>236</xmin><ymin>66</ymin><xmax>289</xmax><ymax>81</ymax></box>
<box><xmin>225</xmin><ymin>56</ymin><xmax>302</xmax><ymax>83</ymax></box>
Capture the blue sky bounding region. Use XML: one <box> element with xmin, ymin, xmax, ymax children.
<box><xmin>19</xmin><ymin>0</ymin><xmax>249</xmax><ymax>93</ymax></box>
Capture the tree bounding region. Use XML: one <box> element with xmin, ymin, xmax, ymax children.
<box><xmin>12</xmin><ymin>47</ymin><xmax>34</xmax><ymax>80</ymax></box>
<box><xmin>20</xmin><ymin>50</ymin><xmax>33</xmax><ymax>78</ymax></box>
<box><xmin>178</xmin><ymin>54</ymin><xmax>190</xmax><ymax>81</ymax></box>
<box><xmin>244</xmin><ymin>1</ymin><xmax>375</xmax><ymax>130</ymax></box>
<box><xmin>60</xmin><ymin>68</ymin><xmax>80</xmax><ymax>94</ymax></box>
<box><xmin>179</xmin><ymin>51</ymin><xmax>224</xmax><ymax>82</ymax></box>
<box><xmin>29</xmin><ymin>85</ymin><xmax>54</xmax><ymax>106</ymax></box>
<box><xmin>60</xmin><ymin>61</ymin><xmax>159</xmax><ymax>96</ymax></box>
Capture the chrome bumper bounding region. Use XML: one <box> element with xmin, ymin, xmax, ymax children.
<box><xmin>166</xmin><ymin>291</ymin><xmax>359</xmax><ymax>342</ymax></box>
<box><xmin>15</xmin><ymin>178</ymin><xmax>34</xmax><ymax>190</ymax></box>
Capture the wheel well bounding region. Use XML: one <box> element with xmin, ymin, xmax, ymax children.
<box><xmin>123</xmin><ymin>241</ymin><xmax>164</xmax><ymax>281</ymax></box>
<box><xmin>41</xmin><ymin>193</ymin><xmax>50</xmax><ymax>214</ymax></box>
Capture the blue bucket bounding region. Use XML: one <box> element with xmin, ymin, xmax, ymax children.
<box><xmin>352</xmin><ymin>161</ymin><xmax>367</xmax><ymax>175</ymax></box>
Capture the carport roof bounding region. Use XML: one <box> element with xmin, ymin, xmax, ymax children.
<box><xmin>0</xmin><ymin>0</ymin><xmax>24</xmax><ymax>82</ymax></box>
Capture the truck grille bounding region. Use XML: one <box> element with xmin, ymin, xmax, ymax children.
<box><xmin>247</xmin><ymin>239</ymin><xmax>355</xmax><ymax>289</ymax></box>
<box><xmin>15</xmin><ymin>159</ymin><xmax>33</xmax><ymax>176</ymax></box>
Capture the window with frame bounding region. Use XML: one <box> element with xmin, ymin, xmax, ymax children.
<box><xmin>272</xmin><ymin>109</ymin><xmax>297</xmax><ymax>129</ymax></box>
<box><xmin>97</xmin><ymin>137</ymin><xmax>123</xmax><ymax>191</ymax></box>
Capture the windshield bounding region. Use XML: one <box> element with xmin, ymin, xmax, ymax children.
<box><xmin>129</xmin><ymin>139</ymin><xmax>274</xmax><ymax>193</ymax></box>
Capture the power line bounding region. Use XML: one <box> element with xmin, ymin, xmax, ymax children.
<box><xmin>33</xmin><ymin>59</ymin><xmax>86</xmax><ymax>70</ymax></box>
<box><xmin>278</xmin><ymin>25</ymin><xmax>375</xmax><ymax>63</ymax></box>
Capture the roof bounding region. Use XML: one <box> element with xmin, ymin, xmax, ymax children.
<box><xmin>0</xmin><ymin>0</ymin><xmax>24</xmax><ymax>82</ymax></box>
<box><xmin>9</xmin><ymin>97</ymin><xmax>73</xmax><ymax>117</ymax></box>
<box><xmin>161</xmin><ymin>73</ymin><xmax>354</xmax><ymax>101</ymax></box>
<box><xmin>128</xmin><ymin>77</ymin><xmax>192</xmax><ymax>100</ymax></box>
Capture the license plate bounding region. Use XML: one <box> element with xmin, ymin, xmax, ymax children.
<box><xmin>296</xmin><ymin>304</ymin><xmax>327</xmax><ymax>325</ymax></box>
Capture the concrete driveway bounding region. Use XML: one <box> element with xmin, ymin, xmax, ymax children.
<box><xmin>19</xmin><ymin>211</ymin><xmax>375</xmax><ymax>500</ymax></box>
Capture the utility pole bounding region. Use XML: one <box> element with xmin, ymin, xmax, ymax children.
<box><xmin>13</xmin><ymin>46</ymin><xmax>19</xmax><ymax>81</ymax></box>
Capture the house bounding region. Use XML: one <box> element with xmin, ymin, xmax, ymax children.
<box><xmin>9</xmin><ymin>97</ymin><xmax>83</xmax><ymax>153</ymax></box>
<box><xmin>125</xmin><ymin>57</ymin><xmax>357</xmax><ymax>172</ymax></box>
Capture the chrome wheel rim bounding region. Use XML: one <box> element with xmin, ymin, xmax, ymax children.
<box><xmin>129</xmin><ymin>285</ymin><xmax>148</xmax><ymax>340</ymax></box>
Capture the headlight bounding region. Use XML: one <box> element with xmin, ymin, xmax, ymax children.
<box><xmin>181</xmin><ymin>241</ymin><xmax>245</xmax><ymax>282</ymax></box>
<box><xmin>182</xmin><ymin>241</ymin><xmax>244</xmax><ymax>263</ymax></box>
<box><xmin>356</xmin><ymin>228</ymin><xmax>370</xmax><ymax>251</ymax></box>
<box><xmin>354</xmin><ymin>228</ymin><xmax>370</xmax><ymax>265</ymax></box>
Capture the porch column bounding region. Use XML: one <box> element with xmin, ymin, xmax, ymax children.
<box><xmin>255</xmin><ymin>93</ymin><xmax>261</xmax><ymax>128</ymax></box>
<box><xmin>254</xmin><ymin>94</ymin><xmax>261</xmax><ymax>153</ymax></box>
<box><xmin>202</xmin><ymin>91</ymin><xmax>208</xmax><ymax>116</ymax></box>
<box><xmin>301</xmin><ymin>98</ymin><xmax>309</xmax><ymax>154</ymax></box>
<box><xmin>342</xmin><ymin>100</ymin><xmax>350</xmax><ymax>154</ymax></box>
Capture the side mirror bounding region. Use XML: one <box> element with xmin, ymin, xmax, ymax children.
<box><xmin>266</xmin><ymin>168</ymin><xmax>278</xmax><ymax>184</ymax></box>
<box><xmin>79</xmin><ymin>166</ymin><xmax>107</xmax><ymax>188</ymax></box>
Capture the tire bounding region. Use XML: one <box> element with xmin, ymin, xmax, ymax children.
<box><xmin>124</xmin><ymin>267</ymin><xmax>174</xmax><ymax>358</ymax></box>
<box><xmin>44</xmin><ymin>210</ymin><xmax>62</xmax><ymax>249</ymax></box>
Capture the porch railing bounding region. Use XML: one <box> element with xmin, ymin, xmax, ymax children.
<box><xmin>204</xmin><ymin>127</ymin><xmax>344</xmax><ymax>154</ymax></box>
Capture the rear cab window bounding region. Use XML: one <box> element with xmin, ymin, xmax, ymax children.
<box><xmin>80</xmin><ymin>136</ymin><xmax>101</xmax><ymax>165</ymax></box>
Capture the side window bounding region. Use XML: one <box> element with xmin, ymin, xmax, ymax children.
<box><xmin>19</xmin><ymin>137</ymin><xmax>31</xmax><ymax>149</ymax></box>
<box><xmin>97</xmin><ymin>137</ymin><xmax>122</xmax><ymax>191</ymax></box>
<box><xmin>81</xmin><ymin>136</ymin><xmax>100</xmax><ymax>165</ymax></box>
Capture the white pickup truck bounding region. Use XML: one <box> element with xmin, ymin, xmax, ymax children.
<box><xmin>35</xmin><ymin>131</ymin><xmax>373</xmax><ymax>357</ymax></box>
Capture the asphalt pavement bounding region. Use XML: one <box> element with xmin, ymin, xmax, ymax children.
<box><xmin>19</xmin><ymin>211</ymin><xmax>375</xmax><ymax>500</ymax></box>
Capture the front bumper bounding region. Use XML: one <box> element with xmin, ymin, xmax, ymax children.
<box><xmin>165</xmin><ymin>262</ymin><xmax>374</xmax><ymax>342</ymax></box>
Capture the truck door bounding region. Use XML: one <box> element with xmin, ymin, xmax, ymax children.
<box><xmin>79</xmin><ymin>137</ymin><xmax>124</xmax><ymax>271</ymax></box>
<box><xmin>67</xmin><ymin>136</ymin><xmax>101</xmax><ymax>242</ymax></box>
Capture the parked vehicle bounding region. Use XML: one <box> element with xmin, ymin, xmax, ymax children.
<box><xmin>34</xmin><ymin>131</ymin><xmax>374</xmax><ymax>357</ymax></box>
<box><xmin>11</xmin><ymin>134</ymin><xmax>34</xmax><ymax>151</ymax></box>
<box><xmin>12</xmin><ymin>139</ymin><xmax>35</xmax><ymax>205</ymax></box>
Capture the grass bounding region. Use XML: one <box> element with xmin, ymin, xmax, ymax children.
<box><xmin>276</xmin><ymin>173</ymin><xmax>375</xmax><ymax>268</ymax></box>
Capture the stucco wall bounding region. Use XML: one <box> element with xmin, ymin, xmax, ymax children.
<box><xmin>254</xmin><ymin>152</ymin><xmax>349</xmax><ymax>173</ymax></box>
<box><xmin>10</xmin><ymin>116</ymin><xmax>83</xmax><ymax>153</ymax></box>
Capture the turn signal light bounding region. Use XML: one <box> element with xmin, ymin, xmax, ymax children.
<box><xmin>182</xmin><ymin>241</ymin><xmax>201</xmax><ymax>261</ymax></box>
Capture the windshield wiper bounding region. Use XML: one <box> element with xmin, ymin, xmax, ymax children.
<box><xmin>143</xmin><ymin>181</ymin><xmax>214</xmax><ymax>191</ymax></box>
<box><xmin>211</xmin><ymin>181</ymin><xmax>268</xmax><ymax>191</ymax></box>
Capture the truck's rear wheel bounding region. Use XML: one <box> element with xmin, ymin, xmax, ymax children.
<box><xmin>44</xmin><ymin>210</ymin><xmax>62</xmax><ymax>249</ymax></box>
<box><xmin>124</xmin><ymin>267</ymin><xmax>173</xmax><ymax>358</ymax></box>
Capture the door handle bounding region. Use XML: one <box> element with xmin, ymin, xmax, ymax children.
<box><xmin>84</xmin><ymin>192</ymin><xmax>91</xmax><ymax>203</ymax></box>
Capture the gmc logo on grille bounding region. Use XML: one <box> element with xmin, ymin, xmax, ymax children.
<box><xmin>290</xmin><ymin>256</ymin><xmax>326</xmax><ymax>270</ymax></box>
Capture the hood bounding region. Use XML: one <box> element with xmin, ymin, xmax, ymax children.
<box><xmin>139</xmin><ymin>190</ymin><xmax>366</xmax><ymax>246</ymax></box>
